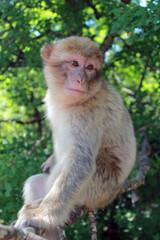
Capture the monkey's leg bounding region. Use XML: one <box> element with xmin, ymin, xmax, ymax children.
<box><xmin>23</xmin><ymin>173</ymin><xmax>49</xmax><ymax>204</ymax></box>
<box><xmin>11</xmin><ymin>175</ymin><xmax>49</xmax><ymax>228</ymax></box>
<box><xmin>23</xmin><ymin>173</ymin><xmax>60</xmax><ymax>240</ymax></box>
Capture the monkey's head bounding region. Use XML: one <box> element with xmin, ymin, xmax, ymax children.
<box><xmin>43</xmin><ymin>36</ymin><xmax>104</xmax><ymax>104</ymax></box>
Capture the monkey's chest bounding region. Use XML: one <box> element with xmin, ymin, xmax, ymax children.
<box><xmin>53</xmin><ymin>120</ymin><xmax>73</xmax><ymax>162</ymax></box>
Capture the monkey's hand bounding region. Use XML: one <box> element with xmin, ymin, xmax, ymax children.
<box><xmin>41</xmin><ymin>154</ymin><xmax>55</xmax><ymax>173</ymax></box>
<box><xmin>14</xmin><ymin>201</ymin><xmax>46</xmax><ymax>230</ymax></box>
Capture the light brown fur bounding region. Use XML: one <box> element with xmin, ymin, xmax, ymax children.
<box><xmin>15</xmin><ymin>37</ymin><xmax>136</xmax><ymax>239</ymax></box>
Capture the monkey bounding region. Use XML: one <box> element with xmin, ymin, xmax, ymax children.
<box><xmin>14</xmin><ymin>36</ymin><xmax>136</xmax><ymax>239</ymax></box>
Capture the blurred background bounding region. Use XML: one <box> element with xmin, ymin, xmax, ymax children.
<box><xmin>0</xmin><ymin>0</ymin><xmax>160</xmax><ymax>239</ymax></box>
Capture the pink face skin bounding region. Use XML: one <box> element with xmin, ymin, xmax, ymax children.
<box><xmin>62</xmin><ymin>55</ymin><xmax>98</xmax><ymax>98</ymax></box>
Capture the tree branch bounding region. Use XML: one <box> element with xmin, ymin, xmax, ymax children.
<box><xmin>85</xmin><ymin>0</ymin><xmax>100</xmax><ymax>20</ymax></box>
<box><xmin>88</xmin><ymin>211</ymin><xmax>97</xmax><ymax>240</ymax></box>
<box><xmin>57</xmin><ymin>227</ymin><xmax>66</xmax><ymax>240</ymax></box>
<box><xmin>138</xmin><ymin>59</ymin><xmax>149</xmax><ymax>92</ymax></box>
<box><xmin>0</xmin><ymin>118</ymin><xmax>44</xmax><ymax>125</ymax></box>
<box><xmin>121</xmin><ymin>0</ymin><xmax>131</xmax><ymax>4</ymax></box>
<box><xmin>148</xmin><ymin>63</ymin><xmax>160</xmax><ymax>72</ymax></box>
<box><xmin>0</xmin><ymin>28</ymin><xmax>11</xmax><ymax>37</ymax></box>
<box><xmin>100</xmin><ymin>33</ymin><xmax>119</xmax><ymax>54</ymax></box>
<box><xmin>0</xmin><ymin>225</ymin><xmax>46</xmax><ymax>240</ymax></box>
<box><xmin>119</xmin><ymin>36</ymin><xmax>130</xmax><ymax>49</ymax></box>
<box><xmin>120</xmin><ymin>131</ymin><xmax>151</xmax><ymax>194</ymax></box>
<box><xmin>3</xmin><ymin>17</ymin><xmax>14</xmax><ymax>30</ymax></box>
<box><xmin>139</xmin><ymin>123</ymin><xmax>160</xmax><ymax>132</ymax></box>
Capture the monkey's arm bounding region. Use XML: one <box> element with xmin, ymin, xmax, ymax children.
<box><xmin>15</xmin><ymin>151</ymin><xmax>96</xmax><ymax>229</ymax></box>
<box><xmin>15</xmin><ymin>122</ymin><xmax>101</xmax><ymax>229</ymax></box>
<box><xmin>41</xmin><ymin>154</ymin><xmax>55</xmax><ymax>173</ymax></box>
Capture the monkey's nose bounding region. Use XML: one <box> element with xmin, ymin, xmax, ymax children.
<box><xmin>76</xmin><ymin>75</ymin><xmax>85</xmax><ymax>85</ymax></box>
<box><xmin>77</xmin><ymin>78</ymin><xmax>81</xmax><ymax>85</ymax></box>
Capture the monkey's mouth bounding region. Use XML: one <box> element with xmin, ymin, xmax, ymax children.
<box><xmin>64</xmin><ymin>88</ymin><xmax>87</xmax><ymax>98</ymax></box>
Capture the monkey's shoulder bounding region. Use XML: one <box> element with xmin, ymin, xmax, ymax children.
<box><xmin>95</xmin><ymin>81</ymin><xmax>129</xmax><ymax>120</ymax></box>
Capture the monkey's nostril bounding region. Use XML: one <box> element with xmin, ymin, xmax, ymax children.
<box><xmin>77</xmin><ymin>79</ymin><xmax>81</xmax><ymax>84</ymax></box>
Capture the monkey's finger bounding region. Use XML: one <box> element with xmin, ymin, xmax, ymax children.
<box><xmin>41</xmin><ymin>162</ymin><xmax>50</xmax><ymax>173</ymax></box>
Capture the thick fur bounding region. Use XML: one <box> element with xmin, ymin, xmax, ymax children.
<box><xmin>15</xmin><ymin>37</ymin><xmax>136</xmax><ymax>235</ymax></box>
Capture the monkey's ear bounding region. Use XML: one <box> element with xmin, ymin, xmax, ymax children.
<box><xmin>43</xmin><ymin>43</ymin><xmax>53</xmax><ymax>62</ymax></box>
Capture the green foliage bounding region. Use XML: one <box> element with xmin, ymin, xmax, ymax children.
<box><xmin>0</xmin><ymin>0</ymin><xmax>160</xmax><ymax>239</ymax></box>
<box><xmin>0</xmin><ymin>131</ymin><xmax>52</xmax><ymax>224</ymax></box>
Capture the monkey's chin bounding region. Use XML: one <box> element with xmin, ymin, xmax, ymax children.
<box><xmin>64</xmin><ymin>88</ymin><xmax>86</xmax><ymax>98</ymax></box>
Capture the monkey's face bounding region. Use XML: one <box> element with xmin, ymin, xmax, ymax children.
<box><xmin>61</xmin><ymin>54</ymin><xmax>99</xmax><ymax>98</ymax></box>
<box><xmin>43</xmin><ymin>37</ymin><xmax>103</xmax><ymax>103</ymax></box>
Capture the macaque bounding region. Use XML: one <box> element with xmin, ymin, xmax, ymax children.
<box><xmin>15</xmin><ymin>36</ymin><xmax>136</xmax><ymax>239</ymax></box>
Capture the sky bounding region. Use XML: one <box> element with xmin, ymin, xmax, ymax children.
<box><xmin>140</xmin><ymin>0</ymin><xmax>147</xmax><ymax>7</ymax></box>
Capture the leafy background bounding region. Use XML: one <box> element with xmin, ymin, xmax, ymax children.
<box><xmin>0</xmin><ymin>0</ymin><xmax>160</xmax><ymax>239</ymax></box>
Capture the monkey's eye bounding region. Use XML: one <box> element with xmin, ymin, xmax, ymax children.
<box><xmin>71</xmin><ymin>61</ymin><xmax>79</xmax><ymax>67</ymax></box>
<box><xmin>86</xmin><ymin>64</ymin><xmax>94</xmax><ymax>70</ymax></box>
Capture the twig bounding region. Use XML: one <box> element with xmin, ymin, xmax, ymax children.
<box><xmin>88</xmin><ymin>211</ymin><xmax>97</xmax><ymax>240</ymax></box>
<box><xmin>139</xmin><ymin>123</ymin><xmax>160</xmax><ymax>132</ymax></box>
<box><xmin>100</xmin><ymin>33</ymin><xmax>119</xmax><ymax>54</ymax></box>
<box><xmin>120</xmin><ymin>132</ymin><xmax>151</xmax><ymax>194</ymax></box>
<box><xmin>148</xmin><ymin>63</ymin><xmax>160</xmax><ymax>72</ymax></box>
<box><xmin>119</xmin><ymin>37</ymin><xmax>130</xmax><ymax>49</ymax></box>
<box><xmin>85</xmin><ymin>0</ymin><xmax>100</xmax><ymax>19</ymax></box>
<box><xmin>121</xmin><ymin>0</ymin><xmax>131</xmax><ymax>4</ymax></box>
<box><xmin>27</xmin><ymin>135</ymin><xmax>47</xmax><ymax>156</ymax></box>
<box><xmin>0</xmin><ymin>118</ymin><xmax>44</xmax><ymax>125</ymax></box>
<box><xmin>57</xmin><ymin>227</ymin><xmax>66</xmax><ymax>240</ymax></box>
<box><xmin>138</xmin><ymin>60</ymin><xmax>149</xmax><ymax>92</ymax></box>
<box><xmin>0</xmin><ymin>224</ymin><xmax>46</xmax><ymax>240</ymax></box>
